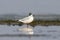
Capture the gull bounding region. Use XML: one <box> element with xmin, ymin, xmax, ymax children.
<box><xmin>18</xmin><ymin>13</ymin><xmax>34</xmax><ymax>28</ymax></box>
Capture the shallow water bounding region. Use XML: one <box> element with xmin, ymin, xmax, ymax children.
<box><xmin>0</xmin><ymin>25</ymin><xmax>60</xmax><ymax>40</ymax></box>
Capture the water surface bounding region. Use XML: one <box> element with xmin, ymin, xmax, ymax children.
<box><xmin>0</xmin><ymin>25</ymin><xmax>60</xmax><ymax>40</ymax></box>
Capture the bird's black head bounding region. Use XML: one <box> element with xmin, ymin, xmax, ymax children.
<box><xmin>29</xmin><ymin>13</ymin><xmax>32</xmax><ymax>16</ymax></box>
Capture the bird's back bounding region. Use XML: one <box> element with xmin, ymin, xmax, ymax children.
<box><xmin>19</xmin><ymin>15</ymin><xmax>34</xmax><ymax>23</ymax></box>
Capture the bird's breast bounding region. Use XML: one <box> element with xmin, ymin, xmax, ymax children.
<box><xmin>22</xmin><ymin>17</ymin><xmax>33</xmax><ymax>23</ymax></box>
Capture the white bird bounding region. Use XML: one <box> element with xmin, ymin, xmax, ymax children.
<box><xmin>19</xmin><ymin>13</ymin><xmax>34</xmax><ymax>23</ymax></box>
<box><xmin>18</xmin><ymin>13</ymin><xmax>34</xmax><ymax>27</ymax></box>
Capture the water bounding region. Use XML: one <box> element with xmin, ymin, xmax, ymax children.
<box><xmin>0</xmin><ymin>25</ymin><xmax>60</xmax><ymax>40</ymax></box>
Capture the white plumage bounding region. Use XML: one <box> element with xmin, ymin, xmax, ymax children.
<box><xmin>18</xmin><ymin>15</ymin><xmax>34</xmax><ymax>24</ymax></box>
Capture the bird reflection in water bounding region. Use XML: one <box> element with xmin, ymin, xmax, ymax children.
<box><xmin>18</xmin><ymin>27</ymin><xmax>33</xmax><ymax>35</ymax></box>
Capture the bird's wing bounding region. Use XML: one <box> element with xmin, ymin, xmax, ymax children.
<box><xmin>19</xmin><ymin>15</ymin><xmax>32</xmax><ymax>21</ymax></box>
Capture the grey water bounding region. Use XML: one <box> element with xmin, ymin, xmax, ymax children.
<box><xmin>0</xmin><ymin>25</ymin><xmax>60</xmax><ymax>40</ymax></box>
